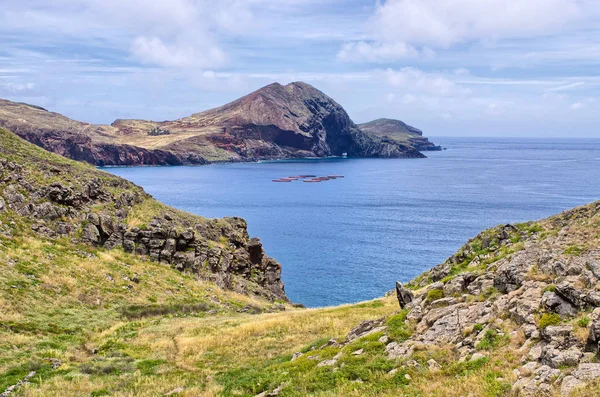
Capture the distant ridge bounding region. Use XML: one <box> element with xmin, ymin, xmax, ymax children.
<box><xmin>0</xmin><ymin>83</ymin><xmax>436</xmax><ymax>166</ymax></box>
<box><xmin>359</xmin><ymin>118</ymin><xmax>442</xmax><ymax>151</ymax></box>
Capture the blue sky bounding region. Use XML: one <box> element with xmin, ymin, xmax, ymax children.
<box><xmin>1</xmin><ymin>0</ymin><xmax>599</xmax><ymax>137</ymax></box>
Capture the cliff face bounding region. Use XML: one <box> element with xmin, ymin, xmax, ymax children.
<box><xmin>0</xmin><ymin>127</ymin><xmax>286</xmax><ymax>301</ymax></box>
<box><xmin>359</xmin><ymin>118</ymin><xmax>442</xmax><ymax>151</ymax></box>
<box><xmin>0</xmin><ymin>83</ymin><xmax>426</xmax><ymax>167</ymax></box>
<box><xmin>378</xmin><ymin>202</ymin><xmax>600</xmax><ymax>396</ymax></box>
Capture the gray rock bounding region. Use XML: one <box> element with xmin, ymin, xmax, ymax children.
<box><xmin>395</xmin><ymin>281</ymin><xmax>414</xmax><ymax>309</ymax></box>
<box><xmin>443</xmin><ymin>276</ymin><xmax>465</xmax><ymax>296</ymax></box>
<box><xmin>123</xmin><ymin>240</ymin><xmax>135</xmax><ymax>252</ymax></box>
<box><xmin>541</xmin><ymin>291</ymin><xmax>578</xmax><ymax>318</ymax></box>
<box><xmin>572</xmin><ymin>363</ymin><xmax>600</xmax><ymax>381</ymax></box>
<box><xmin>542</xmin><ymin>325</ymin><xmax>577</xmax><ymax>347</ymax></box>
<box><xmin>406</xmin><ymin>305</ymin><xmax>423</xmax><ymax>322</ymax></box>
<box><xmin>427</xmin><ymin>359</ymin><xmax>442</xmax><ymax>371</ymax></box>
<box><xmin>470</xmin><ymin>352</ymin><xmax>486</xmax><ymax>362</ymax></box>
<box><xmin>291</xmin><ymin>352</ymin><xmax>303</xmax><ymax>361</ymax></box>
<box><xmin>317</xmin><ymin>359</ymin><xmax>337</xmax><ymax>367</ymax></box>
<box><xmin>542</xmin><ymin>346</ymin><xmax>582</xmax><ymax>368</ymax></box>
<box><xmin>560</xmin><ymin>376</ymin><xmax>585</xmax><ymax>396</ymax></box>
<box><xmin>586</xmin><ymin>308</ymin><xmax>600</xmax><ymax>353</ymax></box>
<box><xmin>555</xmin><ymin>282</ymin><xmax>586</xmax><ymax>309</ymax></box>
<box><xmin>386</xmin><ymin>341</ymin><xmax>414</xmax><ymax>360</ymax></box>
<box><xmin>0</xmin><ymin>197</ymin><xmax>5</xmax><ymax>211</ymax></box>
<box><xmin>346</xmin><ymin>318</ymin><xmax>386</xmax><ymax>342</ymax></box>
<box><xmin>82</xmin><ymin>224</ymin><xmax>100</xmax><ymax>244</ymax></box>
<box><xmin>494</xmin><ymin>250</ymin><xmax>538</xmax><ymax>293</ymax></box>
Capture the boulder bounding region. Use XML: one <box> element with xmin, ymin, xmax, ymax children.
<box><xmin>470</xmin><ymin>352</ymin><xmax>486</xmax><ymax>362</ymax></box>
<box><xmin>346</xmin><ymin>318</ymin><xmax>386</xmax><ymax>342</ymax></box>
<box><xmin>0</xmin><ymin>197</ymin><xmax>5</xmax><ymax>211</ymax></box>
<box><xmin>494</xmin><ymin>250</ymin><xmax>539</xmax><ymax>293</ymax></box>
<box><xmin>395</xmin><ymin>282</ymin><xmax>414</xmax><ymax>309</ymax></box>
<box><xmin>555</xmin><ymin>282</ymin><xmax>586</xmax><ymax>309</ymax></box>
<box><xmin>427</xmin><ymin>359</ymin><xmax>442</xmax><ymax>371</ymax></box>
<box><xmin>386</xmin><ymin>341</ymin><xmax>414</xmax><ymax>360</ymax></box>
<box><xmin>572</xmin><ymin>363</ymin><xmax>600</xmax><ymax>381</ymax></box>
<box><xmin>82</xmin><ymin>224</ymin><xmax>100</xmax><ymax>244</ymax></box>
<box><xmin>541</xmin><ymin>346</ymin><xmax>582</xmax><ymax>368</ymax></box>
<box><xmin>560</xmin><ymin>376</ymin><xmax>585</xmax><ymax>396</ymax></box>
<box><xmin>541</xmin><ymin>292</ymin><xmax>578</xmax><ymax>318</ymax></box>
<box><xmin>586</xmin><ymin>308</ymin><xmax>600</xmax><ymax>353</ymax></box>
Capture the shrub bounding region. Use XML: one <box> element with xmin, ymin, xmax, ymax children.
<box><xmin>542</xmin><ymin>285</ymin><xmax>556</xmax><ymax>293</ymax></box>
<box><xmin>577</xmin><ymin>316</ymin><xmax>591</xmax><ymax>328</ymax></box>
<box><xmin>538</xmin><ymin>313</ymin><xmax>561</xmax><ymax>329</ymax></box>
<box><xmin>476</xmin><ymin>329</ymin><xmax>502</xmax><ymax>351</ymax></box>
<box><xmin>425</xmin><ymin>289</ymin><xmax>444</xmax><ymax>303</ymax></box>
<box><xmin>564</xmin><ymin>245</ymin><xmax>586</xmax><ymax>256</ymax></box>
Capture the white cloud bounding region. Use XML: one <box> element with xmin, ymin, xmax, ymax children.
<box><xmin>1</xmin><ymin>0</ymin><xmax>255</xmax><ymax>69</ymax></box>
<box><xmin>337</xmin><ymin>41</ymin><xmax>418</xmax><ymax>63</ymax></box>
<box><xmin>339</xmin><ymin>0</ymin><xmax>593</xmax><ymax>62</ymax></box>
<box><xmin>130</xmin><ymin>37</ymin><xmax>226</xmax><ymax>68</ymax></box>
<box><xmin>570</xmin><ymin>102</ymin><xmax>584</xmax><ymax>110</ymax></box>
<box><xmin>382</xmin><ymin>67</ymin><xmax>471</xmax><ymax>96</ymax></box>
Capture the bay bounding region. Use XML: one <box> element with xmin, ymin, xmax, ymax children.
<box><xmin>106</xmin><ymin>137</ymin><xmax>600</xmax><ymax>307</ymax></box>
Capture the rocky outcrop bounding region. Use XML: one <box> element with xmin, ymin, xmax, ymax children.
<box><xmin>358</xmin><ymin>118</ymin><xmax>442</xmax><ymax>152</ymax></box>
<box><xmin>350</xmin><ymin>202</ymin><xmax>600</xmax><ymax>396</ymax></box>
<box><xmin>0</xmin><ymin>128</ymin><xmax>287</xmax><ymax>301</ymax></box>
<box><xmin>0</xmin><ymin>83</ymin><xmax>427</xmax><ymax>167</ymax></box>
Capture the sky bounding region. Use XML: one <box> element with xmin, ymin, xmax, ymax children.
<box><xmin>1</xmin><ymin>0</ymin><xmax>600</xmax><ymax>137</ymax></box>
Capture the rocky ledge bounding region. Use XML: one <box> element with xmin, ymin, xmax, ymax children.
<box><xmin>338</xmin><ymin>202</ymin><xmax>600</xmax><ymax>396</ymax></box>
<box><xmin>0</xmin><ymin>128</ymin><xmax>287</xmax><ymax>301</ymax></box>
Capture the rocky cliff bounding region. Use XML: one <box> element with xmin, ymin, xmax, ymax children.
<box><xmin>359</xmin><ymin>118</ymin><xmax>442</xmax><ymax>151</ymax></box>
<box><xmin>0</xmin><ymin>127</ymin><xmax>286</xmax><ymax>301</ymax></box>
<box><xmin>0</xmin><ymin>83</ymin><xmax>427</xmax><ymax>167</ymax></box>
<box><xmin>375</xmin><ymin>202</ymin><xmax>600</xmax><ymax>396</ymax></box>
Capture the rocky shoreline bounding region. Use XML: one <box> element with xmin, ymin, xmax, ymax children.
<box><xmin>0</xmin><ymin>128</ymin><xmax>287</xmax><ymax>302</ymax></box>
<box><xmin>0</xmin><ymin>83</ymin><xmax>435</xmax><ymax>167</ymax></box>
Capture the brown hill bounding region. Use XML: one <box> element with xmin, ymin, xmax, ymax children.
<box><xmin>0</xmin><ymin>83</ymin><xmax>428</xmax><ymax>166</ymax></box>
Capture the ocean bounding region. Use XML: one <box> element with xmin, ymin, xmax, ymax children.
<box><xmin>106</xmin><ymin>137</ymin><xmax>600</xmax><ymax>307</ymax></box>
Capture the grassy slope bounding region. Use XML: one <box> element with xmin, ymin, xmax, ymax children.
<box><xmin>1</xmin><ymin>128</ymin><xmax>599</xmax><ymax>396</ymax></box>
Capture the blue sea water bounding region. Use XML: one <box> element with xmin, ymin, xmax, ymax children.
<box><xmin>106</xmin><ymin>138</ymin><xmax>600</xmax><ymax>307</ymax></box>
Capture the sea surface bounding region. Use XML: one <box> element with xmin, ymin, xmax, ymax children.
<box><xmin>106</xmin><ymin>138</ymin><xmax>600</xmax><ymax>307</ymax></box>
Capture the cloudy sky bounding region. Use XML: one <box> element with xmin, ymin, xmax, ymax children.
<box><xmin>1</xmin><ymin>0</ymin><xmax>599</xmax><ymax>137</ymax></box>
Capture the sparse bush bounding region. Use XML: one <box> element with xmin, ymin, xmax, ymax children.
<box><xmin>425</xmin><ymin>289</ymin><xmax>444</xmax><ymax>303</ymax></box>
<box><xmin>476</xmin><ymin>329</ymin><xmax>504</xmax><ymax>351</ymax></box>
<box><xmin>538</xmin><ymin>313</ymin><xmax>561</xmax><ymax>329</ymax></box>
<box><xmin>577</xmin><ymin>316</ymin><xmax>591</xmax><ymax>328</ymax></box>
<box><xmin>564</xmin><ymin>245</ymin><xmax>586</xmax><ymax>256</ymax></box>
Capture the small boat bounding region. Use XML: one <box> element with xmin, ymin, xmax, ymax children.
<box><xmin>303</xmin><ymin>179</ymin><xmax>321</xmax><ymax>183</ymax></box>
<box><xmin>328</xmin><ymin>175</ymin><xmax>344</xmax><ymax>178</ymax></box>
<box><xmin>342</xmin><ymin>152</ymin><xmax>348</xmax><ymax>158</ymax></box>
<box><xmin>272</xmin><ymin>179</ymin><xmax>292</xmax><ymax>182</ymax></box>
<box><xmin>299</xmin><ymin>175</ymin><xmax>317</xmax><ymax>178</ymax></box>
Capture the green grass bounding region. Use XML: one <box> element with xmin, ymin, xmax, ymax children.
<box><xmin>564</xmin><ymin>245</ymin><xmax>587</xmax><ymax>256</ymax></box>
<box><xmin>386</xmin><ymin>310</ymin><xmax>412</xmax><ymax>341</ymax></box>
<box><xmin>425</xmin><ymin>289</ymin><xmax>444</xmax><ymax>303</ymax></box>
